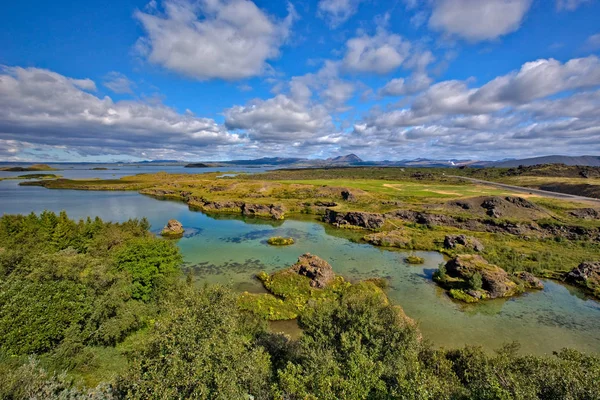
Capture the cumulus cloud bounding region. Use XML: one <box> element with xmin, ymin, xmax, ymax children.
<box><xmin>103</xmin><ymin>72</ymin><xmax>135</xmax><ymax>94</ymax></box>
<box><xmin>379</xmin><ymin>72</ymin><xmax>432</xmax><ymax>96</ymax></box>
<box><xmin>224</xmin><ymin>94</ymin><xmax>334</xmax><ymax>143</ymax></box>
<box><xmin>556</xmin><ymin>0</ymin><xmax>592</xmax><ymax>10</ymax></box>
<box><xmin>134</xmin><ymin>0</ymin><xmax>294</xmax><ymax>80</ymax></box>
<box><xmin>317</xmin><ymin>0</ymin><xmax>364</xmax><ymax>27</ymax></box>
<box><xmin>351</xmin><ymin>55</ymin><xmax>600</xmax><ymax>159</ymax></box>
<box><xmin>342</xmin><ymin>29</ymin><xmax>412</xmax><ymax>74</ymax></box>
<box><xmin>586</xmin><ymin>33</ymin><xmax>600</xmax><ymax>50</ymax></box>
<box><xmin>0</xmin><ymin>66</ymin><xmax>244</xmax><ymax>159</ymax></box>
<box><xmin>429</xmin><ymin>0</ymin><xmax>532</xmax><ymax>42</ymax></box>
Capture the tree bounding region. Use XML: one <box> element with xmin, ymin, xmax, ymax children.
<box><xmin>113</xmin><ymin>238</ymin><xmax>181</xmax><ymax>302</ymax></box>
<box><xmin>115</xmin><ymin>285</ymin><xmax>271</xmax><ymax>399</ymax></box>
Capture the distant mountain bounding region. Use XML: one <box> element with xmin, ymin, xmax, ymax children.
<box><xmin>325</xmin><ymin>154</ymin><xmax>363</xmax><ymax>164</ymax></box>
<box><xmin>219</xmin><ymin>157</ymin><xmax>307</xmax><ymax>166</ymax></box>
<box><xmin>186</xmin><ymin>155</ymin><xmax>364</xmax><ymax>168</ymax></box>
<box><xmin>488</xmin><ymin>155</ymin><xmax>600</xmax><ymax>168</ymax></box>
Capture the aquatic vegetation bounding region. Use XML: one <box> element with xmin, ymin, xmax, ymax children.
<box><xmin>405</xmin><ymin>255</ymin><xmax>425</xmax><ymax>264</ymax></box>
<box><xmin>266</xmin><ymin>236</ymin><xmax>294</xmax><ymax>246</ymax></box>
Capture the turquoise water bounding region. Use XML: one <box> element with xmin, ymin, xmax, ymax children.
<box><xmin>1</xmin><ymin>179</ymin><xmax>599</xmax><ymax>355</ymax></box>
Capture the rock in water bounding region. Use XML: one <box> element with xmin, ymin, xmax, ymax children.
<box><xmin>161</xmin><ymin>219</ymin><xmax>184</xmax><ymax>237</ymax></box>
<box><xmin>445</xmin><ymin>254</ymin><xmax>518</xmax><ymax>299</ymax></box>
<box><xmin>515</xmin><ymin>271</ymin><xmax>544</xmax><ymax>290</ymax></box>
<box><xmin>291</xmin><ymin>253</ymin><xmax>335</xmax><ymax>288</ymax></box>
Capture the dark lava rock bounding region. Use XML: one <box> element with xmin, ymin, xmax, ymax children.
<box><xmin>411</xmin><ymin>172</ymin><xmax>433</xmax><ymax>180</ymax></box>
<box><xmin>515</xmin><ymin>271</ymin><xmax>544</xmax><ymax>290</ymax></box>
<box><xmin>341</xmin><ymin>190</ymin><xmax>356</xmax><ymax>202</ymax></box>
<box><xmin>314</xmin><ymin>201</ymin><xmax>338</xmax><ymax>207</ymax></box>
<box><xmin>445</xmin><ymin>255</ymin><xmax>518</xmax><ymax>299</ymax></box>
<box><xmin>450</xmin><ymin>201</ymin><xmax>472</xmax><ymax>210</ymax></box>
<box><xmin>443</xmin><ymin>235</ymin><xmax>485</xmax><ymax>252</ymax></box>
<box><xmin>242</xmin><ymin>203</ymin><xmax>285</xmax><ymax>220</ymax></box>
<box><xmin>569</xmin><ymin>208</ymin><xmax>600</xmax><ymax>220</ymax></box>
<box><xmin>324</xmin><ymin>209</ymin><xmax>385</xmax><ymax>229</ymax></box>
<box><xmin>505</xmin><ymin>196</ymin><xmax>538</xmax><ymax>209</ymax></box>
<box><xmin>291</xmin><ymin>253</ymin><xmax>335</xmax><ymax>288</ymax></box>
<box><xmin>566</xmin><ymin>262</ymin><xmax>600</xmax><ymax>286</ymax></box>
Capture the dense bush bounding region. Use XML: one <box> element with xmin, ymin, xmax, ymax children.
<box><xmin>0</xmin><ymin>212</ymin><xmax>179</xmax><ymax>374</ymax></box>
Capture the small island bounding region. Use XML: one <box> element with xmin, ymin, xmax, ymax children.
<box><xmin>185</xmin><ymin>163</ymin><xmax>213</xmax><ymax>168</ymax></box>
<box><xmin>267</xmin><ymin>236</ymin><xmax>295</xmax><ymax>246</ymax></box>
<box><xmin>239</xmin><ymin>253</ymin><xmax>412</xmax><ymax>323</ymax></box>
<box><xmin>405</xmin><ymin>255</ymin><xmax>425</xmax><ymax>264</ymax></box>
<box><xmin>161</xmin><ymin>219</ymin><xmax>185</xmax><ymax>237</ymax></box>
<box><xmin>0</xmin><ymin>163</ymin><xmax>57</xmax><ymax>172</ymax></box>
<box><xmin>433</xmin><ymin>254</ymin><xmax>543</xmax><ymax>303</ymax></box>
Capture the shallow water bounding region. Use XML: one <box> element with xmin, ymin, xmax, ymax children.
<box><xmin>1</xmin><ymin>179</ymin><xmax>599</xmax><ymax>355</ymax></box>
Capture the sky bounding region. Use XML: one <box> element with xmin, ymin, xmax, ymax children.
<box><xmin>1</xmin><ymin>0</ymin><xmax>599</xmax><ymax>162</ymax></box>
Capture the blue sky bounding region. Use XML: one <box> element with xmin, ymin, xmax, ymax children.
<box><xmin>1</xmin><ymin>0</ymin><xmax>599</xmax><ymax>161</ymax></box>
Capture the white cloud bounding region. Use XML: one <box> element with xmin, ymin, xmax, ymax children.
<box><xmin>350</xmin><ymin>55</ymin><xmax>600</xmax><ymax>159</ymax></box>
<box><xmin>134</xmin><ymin>0</ymin><xmax>294</xmax><ymax>80</ymax></box>
<box><xmin>342</xmin><ymin>29</ymin><xmax>412</xmax><ymax>74</ymax></box>
<box><xmin>429</xmin><ymin>0</ymin><xmax>532</xmax><ymax>42</ymax></box>
<box><xmin>224</xmin><ymin>94</ymin><xmax>334</xmax><ymax>142</ymax></box>
<box><xmin>586</xmin><ymin>33</ymin><xmax>600</xmax><ymax>50</ymax></box>
<box><xmin>0</xmin><ymin>66</ymin><xmax>244</xmax><ymax>159</ymax></box>
<box><xmin>317</xmin><ymin>0</ymin><xmax>364</xmax><ymax>27</ymax></box>
<box><xmin>470</xmin><ymin>56</ymin><xmax>600</xmax><ymax>107</ymax></box>
<box><xmin>103</xmin><ymin>72</ymin><xmax>134</xmax><ymax>94</ymax></box>
<box><xmin>556</xmin><ymin>0</ymin><xmax>592</xmax><ymax>11</ymax></box>
<box><xmin>379</xmin><ymin>72</ymin><xmax>432</xmax><ymax>96</ymax></box>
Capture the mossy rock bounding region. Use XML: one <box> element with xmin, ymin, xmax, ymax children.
<box><xmin>267</xmin><ymin>236</ymin><xmax>295</xmax><ymax>246</ymax></box>
<box><xmin>161</xmin><ymin>219</ymin><xmax>184</xmax><ymax>237</ymax></box>
<box><xmin>449</xmin><ymin>289</ymin><xmax>479</xmax><ymax>303</ymax></box>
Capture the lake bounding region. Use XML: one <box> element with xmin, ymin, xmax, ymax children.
<box><xmin>1</xmin><ymin>170</ymin><xmax>599</xmax><ymax>355</ymax></box>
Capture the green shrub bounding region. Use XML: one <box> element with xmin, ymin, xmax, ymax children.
<box><xmin>468</xmin><ymin>272</ymin><xmax>483</xmax><ymax>291</ymax></box>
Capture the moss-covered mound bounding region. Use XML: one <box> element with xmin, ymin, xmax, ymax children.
<box><xmin>434</xmin><ymin>254</ymin><xmax>528</xmax><ymax>303</ymax></box>
<box><xmin>267</xmin><ymin>236</ymin><xmax>295</xmax><ymax>246</ymax></box>
<box><xmin>238</xmin><ymin>254</ymin><xmax>396</xmax><ymax>321</ymax></box>
<box><xmin>405</xmin><ymin>255</ymin><xmax>425</xmax><ymax>264</ymax></box>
